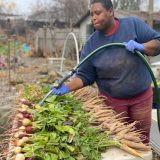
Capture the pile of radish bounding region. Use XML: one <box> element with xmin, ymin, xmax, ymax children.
<box><xmin>12</xmin><ymin>104</ymin><xmax>34</xmax><ymax>160</ymax></box>
<box><xmin>4</xmin><ymin>85</ymin><xmax>151</xmax><ymax>160</ymax></box>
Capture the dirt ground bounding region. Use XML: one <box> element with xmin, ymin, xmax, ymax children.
<box><xmin>0</xmin><ymin>56</ymin><xmax>160</xmax><ymax>160</ymax></box>
<box><xmin>0</xmin><ymin>57</ymin><xmax>61</xmax><ymax>129</ymax></box>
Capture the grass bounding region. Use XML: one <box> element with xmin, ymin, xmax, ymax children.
<box><xmin>0</xmin><ymin>41</ymin><xmax>22</xmax><ymax>56</ymax></box>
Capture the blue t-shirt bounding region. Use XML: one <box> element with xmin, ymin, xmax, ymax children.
<box><xmin>76</xmin><ymin>16</ymin><xmax>160</xmax><ymax>98</ymax></box>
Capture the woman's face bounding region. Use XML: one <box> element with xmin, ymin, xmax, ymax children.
<box><xmin>90</xmin><ymin>3</ymin><xmax>114</xmax><ymax>31</ymax></box>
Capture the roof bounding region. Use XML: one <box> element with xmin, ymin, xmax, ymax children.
<box><xmin>75</xmin><ymin>10</ymin><xmax>160</xmax><ymax>27</ymax></box>
<box><xmin>0</xmin><ymin>13</ymin><xmax>20</xmax><ymax>17</ymax></box>
<box><xmin>28</xmin><ymin>11</ymin><xmax>65</xmax><ymax>23</ymax></box>
<box><xmin>74</xmin><ymin>11</ymin><xmax>90</xmax><ymax>27</ymax></box>
<box><xmin>115</xmin><ymin>10</ymin><xmax>160</xmax><ymax>22</ymax></box>
<box><xmin>0</xmin><ymin>13</ymin><xmax>26</xmax><ymax>21</ymax></box>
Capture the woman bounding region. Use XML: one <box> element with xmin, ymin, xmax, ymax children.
<box><xmin>50</xmin><ymin>0</ymin><xmax>160</xmax><ymax>143</ymax></box>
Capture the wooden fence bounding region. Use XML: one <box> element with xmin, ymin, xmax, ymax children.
<box><xmin>34</xmin><ymin>28</ymin><xmax>80</xmax><ymax>58</ymax></box>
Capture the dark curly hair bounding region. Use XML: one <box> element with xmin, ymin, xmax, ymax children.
<box><xmin>90</xmin><ymin>0</ymin><xmax>113</xmax><ymax>9</ymax></box>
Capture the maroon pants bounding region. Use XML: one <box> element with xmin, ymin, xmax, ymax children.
<box><xmin>100</xmin><ymin>87</ymin><xmax>153</xmax><ymax>143</ymax></box>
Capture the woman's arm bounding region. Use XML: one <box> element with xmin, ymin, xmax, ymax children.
<box><xmin>144</xmin><ymin>39</ymin><xmax>160</xmax><ymax>56</ymax></box>
<box><xmin>50</xmin><ymin>77</ymin><xmax>84</xmax><ymax>95</ymax></box>
<box><xmin>67</xmin><ymin>77</ymin><xmax>84</xmax><ymax>92</ymax></box>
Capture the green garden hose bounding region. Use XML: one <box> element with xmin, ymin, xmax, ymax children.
<box><xmin>40</xmin><ymin>43</ymin><xmax>160</xmax><ymax>133</ymax></box>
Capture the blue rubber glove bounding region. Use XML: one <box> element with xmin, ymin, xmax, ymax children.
<box><xmin>124</xmin><ymin>40</ymin><xmax>144</xmax><ymax>52</ymax></box>
<box><xmin>50</xmin><ymin>83</ymin><xmax>70</xmax><ymax>95</ymax></box>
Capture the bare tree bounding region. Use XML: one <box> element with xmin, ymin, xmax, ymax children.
<box><xmin>29</xmin><ymin>0</ymin><xmax>55</xmax><ymax>15</ymax></box>
<box><xmin>30</xmin><ymin>0</ymin><xmax>47</xmax><ymax>14</ymax></box>
<box><xmin>113</xmin><ymin>0</ymin><xmax>141</xmax><ymax>10</ymax></box>
<box><xmin>28</xmin><ymin>0</ymin><xmax>88</xmax><ymax>27</ymax></box>
<box><xmin>6</xmin><ymin>1</ymin><xmax>16</xmax><ymax>14</ymax></box>
<box><xmin>0</xmin><ymin>0</ymin><xmax>5</xmax><ymax>12</ymax></box>
<box><xmin>52</xmin><ymin>0</ymin><xmax>88</xmax><ymax>27</ymax></box>
<box><xmin>0</xmin><ymin>0</ymin><xmax>17</xmax><ymax>14</ymax></box>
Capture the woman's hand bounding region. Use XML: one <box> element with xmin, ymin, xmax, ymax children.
<box><xmin>124</xmin><ymin>40</ymin><xmax>144</xmax><ymax>52</ymax></box>
<box><xmin>50</xmin><ymin>83</ymin><xmax>70</xmax><ymax>95</ymax></box>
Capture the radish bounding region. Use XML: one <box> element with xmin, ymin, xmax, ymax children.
<box><xmin>14</xmin><ymin>146</ymin><xmax>22</xmax><ymax>154</ymax></box>
<box><xmin>18</xmin><ymin>134</ymin><xmax>27</xmax><ymax>139</ymax></box>
<box><xmin>14</xmin><ymin>131</ymin><xmax>26</xmax><ymax>139</ymax></box>
<box><xmin>22</xmin><ymin>137</ymin><xmax>29</xmax><ymax>142</ymax></box>
<box><xmin>18</xmin><ymin>107</ymin><xmax>28</xmax><ymax>113</ymax></box>
<box><xmin>25</xmin><ymin>158</ymin><xmax>35</xmax><ymax>160</ymax></box>
<box><xmin>25</xmin><ymin>126</ymin><xmax>33</xmax><ymax>133</ymax></box>
<box><xmin>21</xmin><ymin>104</ymin><xmax>29</xmax><ymax>110</ymax></box>
<box><xmin>16</xmin><ymin>139</ymin><xmax>25</xmax><ymax>147</ymax></box>
<box><xmin>15</xmin><ymin>137</ymin><xmax>29</xmax><ymax>147</ymax></box>
<box><xmin>18</xmin><ymin>110</ymin><xmax>29</xmax><ymax>115</ymax></box>
<box><xmin>18</xmin><ymin>134</ymin><xmax>32</xmax><ymax>139</ymax></box>
<box><xmin>19</xmin><ymin>126</ymin><xmax>26</xmax><ymax>131</ymax></box>
<box><xmin>19</xmin><ymin>98</ymin><xmax>33</xmax><ymax>108</ymax></box>
<box><xmin>19</xmin><ymin>126</ymin><xmax>33</xmax><ymax>133</ymax></box>
<box><xmin>23</xmin><ymin>113</ymin><xmax>32</xmax><ymax>120</ymax></box>
<box><xmin>17</xmin><ymin>113</ymin><xmax>24</xmax><ymax>119</ymax></box>
<box><xmin>14</xmin><ymin>153</ymin><xmax>25</xmax><ymax>160</ymax></box>
<box><xmin>22</xmin><ymin>118</ymin><xmax>32</xmax><ymax>126</ymax></box>
<box><xmin>17</xmin><ymin>112</ymin><xmax>32</xmax><ymax>120</ymax></box>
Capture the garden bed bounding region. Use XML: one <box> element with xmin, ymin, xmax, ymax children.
<box><xmin>3</xmin><ymin>85</ymin><xmax>153</xmax><ymax>160</ymax></box>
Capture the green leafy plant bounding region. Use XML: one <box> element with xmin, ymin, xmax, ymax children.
<box><xmin>20</xmin><ymin>86</ymin><xmax>118</xmax><ymax>160</ymax></box>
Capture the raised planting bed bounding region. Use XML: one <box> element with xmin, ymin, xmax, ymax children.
<box><xmin>3</xmin><ymin>85</ymin><xmax>152</xmax><ymax>160</ymax></box>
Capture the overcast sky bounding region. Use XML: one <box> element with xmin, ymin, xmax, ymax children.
<box><xmin>5</xmin><ymin>0</ymin><xmax>52</xmax><ymax>15</ymax></box>
<box><xmin>5</xmin><ymin>0</ymin><xmax>33</xmax><ymax>15</ymax></box>
<box><xmin>15</xmin><ymin>0</ymin><xmax>160</xmax><ymax>14</ymax></box>
<box><xmin>5</xmin><ymin>0</ymin><xmax>160</xmax><ymax>15</ymax></box>
<box><xmin>14</xmin><ymin>0</ymin><xmax>33</xmax><ymax>14</ymax></box>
